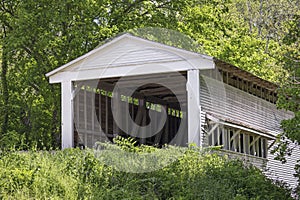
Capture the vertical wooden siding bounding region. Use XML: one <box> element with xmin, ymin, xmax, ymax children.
<box><xmin>73</xmin><ymin>85</ymin><xmax>186</xmax><ymax>148</ymax></box>
<box><xmin>200</xmin><ymin>75</ymin><xmax>298</xmax><ymax>188</ymax></box>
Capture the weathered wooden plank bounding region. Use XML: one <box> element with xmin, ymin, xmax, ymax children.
<box><xmin>267</xmin><ymin>140</ymin><xmax>300</xmax><ymax>189</ymax></box>
<box><xmin>200</xmin><ymin>76</ymin><xmax>294</xmax><ymax>135</ymax></box>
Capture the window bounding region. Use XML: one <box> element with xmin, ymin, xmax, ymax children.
<box><xmin>207</xmin><ymin>124</ymin><xmax>268</xmax><ymax>158</ymax></box>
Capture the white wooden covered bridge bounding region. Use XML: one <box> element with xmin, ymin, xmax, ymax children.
<box><xmin>46</xmin><ymin>33</ymin><xmax>298</xmax><ymax>188</ymax></box>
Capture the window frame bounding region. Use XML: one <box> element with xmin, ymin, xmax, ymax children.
<box><xmin>207</xmin><ymin>123</ymin><xmax>268</xmax><ymax>159</ymax></box>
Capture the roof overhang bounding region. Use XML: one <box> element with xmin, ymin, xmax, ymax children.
<box><xmin>214</xmin><ymin>59</ymin><xmax>278</xmax><ymax>91</ymax></box>
<box><xmin>46</xmin><ymin>33</ymin><xmax>279</xmax><ymax>95</ymax></box>
<box><xmin>206</xmin><ymin>113</ymin><xmax>277</xmax><ymax>140</ymax></box>
<box><xmin>46</xmin><ymin>33</ymin><xmax>215</xmax><ymax>83</ymax></box>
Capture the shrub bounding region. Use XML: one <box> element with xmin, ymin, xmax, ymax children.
<box><xmin>0</xmin><ymin>138</ymin><xmax>293</xmax><ymax>199</ymax></box>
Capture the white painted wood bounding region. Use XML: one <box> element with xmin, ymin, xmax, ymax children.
<box><xmin>75</xmin><ymin>87</ymin><xmax>80</xmax><ymax>140</ymax></box>
<box><xmin>61</xmin><ymin>80</ymin><xmax>74</xmax><ymax>149</ymax></box>
<box><xmin>245</xmin><ymin>134</ymin><xmax>249</xmax><ymax>154</ymax></box>
<box><xmin>242</xmin><ymin>136</ymin><xmax>246</xmax><ymax>154</ymax></box>
<box><xmin>250</xmin><ymin>135</ymin><xmax>260</xmax><ymax>146</ymax></box>
<box><xmin>207</xmin><ymin>123</ymin><xmax>219</xmax><ymax>136</ymax></box>
<box><xmin>218</xmin><ymin>149</ymin><xmax>267</xmax><ymax>169</ymax></box>
<box><xmin>200</xmin><ymin>76</ymin><xmax>294</xmax><ymax>136</ymax></box>
<box><xmin>84</xmin><ymin>88</ymin><xmax>87</xmax><ymax>147</ymax></box>
<box><xmin>112</xmin><ymin>89</ymin><xmax>119</xmax><ymax>137</ymax></box>
<box><xmin>200</xmin><ymin>75</ymin><xmax>298</xmax><ymax>188</ymax></box>
<box><xmin>200</xmin><ymin>109</ymin><xmax>206</xmax><ymax>145</ymax></box>
<box><xmin>49</xmin><ymin>59</ymin><xmax>214</xmax><ymax>84</ymax></box>
<box><xmin>217</xmin><ymin>127</ymin><xmax>220</xmax><ymax>146</ymax></box>
<box><xmin>187</xmin><ymin>69</ymin><xmax>201</xmax><ymax>146</ymax></box>
<box><xmin>46</xmin><ymin>34</ymin><xmax>214</xmax><ymax>79</ymax></box>
<box><xmin>105</xmin><ymin>95</ymin><xmax>108</xmax><ymax>134</ymax></box>
<box><xmin>91</xmin><ymin>90</ymin><xmax>95</xmax><ymax>143</ymax></box>
<box><xmin>48</xmin><ymin>33</ymin><xmax>299</xmax><ymax>190</ymax></box>
<box><xmin>266</xmin><ymin>141</ymin><xmax>300</xmax><ymax>189</ymax></box>
<box><xmin>223</xmin><ymin>128</ymin><xmax>228</xmax><ymax>149</ymax></box>
<box><xmin>98</xmin><ymin>92</ymin><xmax>101</xmax><ymax>133</ymax></box>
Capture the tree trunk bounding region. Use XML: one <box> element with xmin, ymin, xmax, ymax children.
<box><xmin>1</xmin><ymin>43</ymin><xmax>9</xmax><ymax>136</ymax></box>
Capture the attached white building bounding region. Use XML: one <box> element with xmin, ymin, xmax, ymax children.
<box><xmin>46</xmin><ymin>33</ymin><xmax>299</xmax><ymax>188</ymax></box>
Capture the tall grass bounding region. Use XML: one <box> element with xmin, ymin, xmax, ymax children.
<box><xmin>0</xmin><ymin>138</ymin><xmax>293</xmax><ymax>199</ymax></box>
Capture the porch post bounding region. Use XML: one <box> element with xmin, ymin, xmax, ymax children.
<box><xmin>187</xmin><ymin>69</ymin><xmax>201</xmax><ymax>146</ymax></box>
<box><xmin>61</xmin><ymin>80</ymin><xmax>74</xmax><ymax>149</ymax></box>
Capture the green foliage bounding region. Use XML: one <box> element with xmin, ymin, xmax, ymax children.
<box><xmin>112</xmin><ymin>136</ymin><xmax>157</xmax><ymax>153</ymax></box>
<box><xmin>0</xmin><ymin>144</ymin><xmax>293</xmax><ymax>199</ymax></box>
<box><xmin>274</xmin><ymin>13</ymin><xmax>300</xmax><ymax>192</ymax></box>
<box><xmin>0</xmin><ymin>0</ymin><xmax>298</xmax><ymax>151</ymax></box>
<box><xmin>0</xmin><ymin>0</ymin><xmax>193</xmax><ymax>150</ymax></box>
<box><xmin>0</xmin><ymin>0</ymin><xmax>299</xmax><ymax>195</ymax></box>
<box><xmin>179</xmin><ymin>0</ymin><xmax>291</xmax><ymax>82</ymax></box>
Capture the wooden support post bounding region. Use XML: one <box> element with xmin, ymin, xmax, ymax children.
<box><xmin>230</xmin><ymin>129</ymin><xmax>240</xmax><ymax>152</ymax></box>
<box><xmin>250</xmin><ymin>135</ymin><xmax>260</xmax><ymax>146</ymax></box>
<box><xmin>132</xmin><ymin>99</ymin><xmax>145</xmax><ymax>142</ymax></box>
<box><xmin>105</xmin><ymin>94</ymin><xmax>108</xmax><ymax>135</ymax></box>
<box><xmin>112</xmin><ymin>89</ymin><xmax>120</xmax><ymax>137</ymax></box>
<box><xmin>153</xmin><ymin>105</ymin><xmax>163</xmax><ymax>145</ymax></box>
<box><xmin>228</xmin><ymin>130</ymin><xmax>232</xmax><ymax>150</ymax></box>
<box><xmin>92</xmin><ymin>90</ymin><xmax>95</xmax><ymax>144</ymax></box>
<box><xmin>256</xmin><ymin>138</ymin><xmax>260</xmax><ymax>156</ymax></box>
<box><xmin>246</xmin><ymin>134</ymin><xmax>250</xmax><ymax>154</ymax></box>
<box><xmin>263</xmin><ymin>139</ymin><xmax>268</xmax><ymax>158</ymax></box>
<box><xmin>219</xmin><ymin>126</ymin><xmax>225</xmax><ymax>149</ymax></box>
<box><xmin>259</xmin><ymin>138</ymin><xmax>263</xmax><ymax>157</ymax></box>
<box><xmin>217</xmin><ymin>127</ymin><xmax>220</xmax><ymax>146</ymax></box>
<box><xmin>187</xmin><ymin>69</ymin><xmax>201</xmax><ymax>146</ymax></box>
<box><xmin>98</xmin><ymin>92</ymin><xmax>102</xmax><ymax>133</ymax></box>
<box><xmin>226</xmin><ymin>71</ymin><xmax>229</xmax><ymax>84</ymax></box>
<box><xmin>223</xmin><ymin>128</ymin><xmax>228</xmax><ymax>149</ymax></box>
<box><xmin>163</xmin><ymin>105</ymin><xmax>169</xmax><ymax>145</ymax></box>
<box><xmin>61</xmin><ymin>80</ymin><xmax>74</xmax><ymax>149</ymax></box>
<box><xmin>84</xmin><ymin>87</ymin><xmax>87</xmax><ymax>147</ymax></box>
<box><xmin>75</xmin><ymin>88</ymin><xmax>80</xmax><ymax>134</ymax></box>
<box><xmin>243</xmin><ymin>134</ymin><xmax>247</xmax><ymax>154</ymax></box>
<box><xmin>141</xmin><ymin>99</ymin><xmax>147</xmax><ymax>144</ymax></box>
<box><xmin>230</xmin><ymin>129</ymin><xmax>240</xmax><ymax>141</ymax></box>
<box><xmin>238</xmin><ymin>133</ymin><xmax>241</xmax><ymax>153</ymax></box>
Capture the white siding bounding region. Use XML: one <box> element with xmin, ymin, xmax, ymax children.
<box><xmin>200</xmin><ymin>75</ymin><xmax>298</xmax><ymax>188</ymax></box>
<box><xmin>48</xmin><ymin>34</ymin><xmax>215</xmax><ymax>83</ymax></box>
<box><xmin>218</xmin><ymin>149</ymin><xmax>267</xmax><ymax>169</ymax></box>
<box><xmin>199</xmin><ymin>75</ymin><xmax>293</xmax><ymax>136</ymax></box>
<box><xmin>60</xmin><ymin>36</ymin><xmax>214</xmax><ymax>74</ymax></box>
<box><xmin>63</xmin><ymin>39</ymin><xmax>183</xmax><ymax>71</ymax></box>
<box><xmin>266</xmin><ymin>141</ymin><xmax>300</xmax><ymax>189</ymax></box>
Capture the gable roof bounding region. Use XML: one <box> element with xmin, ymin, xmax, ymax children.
<box><xmin>46</xmin><ymin>33</ymin><xmax>214</xmax><ymax>80</ymax></box>
<box><xmin>46</xmin><ymin>33</ymin><xmax>279</xmax><ymax>93</ymax></box>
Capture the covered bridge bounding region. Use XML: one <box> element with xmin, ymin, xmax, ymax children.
<box><xmin>46</xmin><ymin>33</ymin><xmax>298</xmax><ymax>188</ymax></box>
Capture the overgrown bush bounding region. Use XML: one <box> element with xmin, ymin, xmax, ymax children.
<box><xmin>0</xmin><ymin>138</ymin><xmax>293</xmax><ymax>199</ymax></box>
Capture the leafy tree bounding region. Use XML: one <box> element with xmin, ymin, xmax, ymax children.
<box><xmin>0</xmin><ymin>0</ymin><xmax>20</xmax><ymax>148</ymax></box>
<box><xmin>0</xmin><ymin>0</ymin><xmax>195</xmax><ymax>149</ymax></box>
<box><xmin>275</xmin><ymin>14</ymin><xmax>300</xmax><ymax>193</ymax></box>
<box><xmin>178</xmin><ymin>0</ymin><xmax>288</xmax><ymax>82</ymax></box>
<box><xmin>0</xmin><ymin>2</ymin><xmax>299</xmax><ymax>192</ymax></box>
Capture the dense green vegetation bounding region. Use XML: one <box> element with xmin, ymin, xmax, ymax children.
<box><xmin>0</xmin><ymin>0</ymin><xmax>298</xmax><ymax>150</ymax></box>
<box><xmin>0</xmin><ymin>141</ymin><xmax>293</xmax><ymax>199</ymax></box>
<box><xmin>0</xmin><ymin>0</ymin><xmax>299</xmax><ymax>196</ymax></box>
